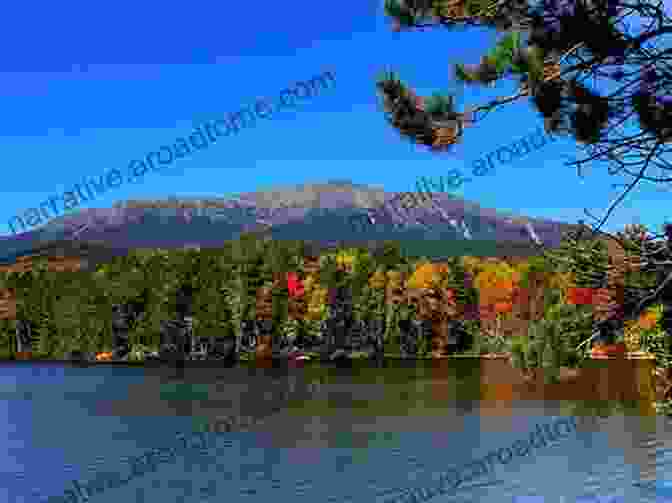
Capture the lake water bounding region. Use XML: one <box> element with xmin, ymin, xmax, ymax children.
<box><xmin>1</xmin><ymin>361</ymin><xmax>670</xmax><ymax>503</ymax></box>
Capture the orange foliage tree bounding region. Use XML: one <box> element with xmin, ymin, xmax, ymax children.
<box><xmin>473</xmin><ymin>260</ymin><xmax>521</xmax><ymax>339</ymax></box>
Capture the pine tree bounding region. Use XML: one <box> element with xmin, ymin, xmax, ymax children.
<box><xmin>379</xmin><ymin>0</ymin><xmax>672</xmax><ymax>223</ymax></box>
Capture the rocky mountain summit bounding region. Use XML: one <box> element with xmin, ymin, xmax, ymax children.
<box><xmin>0</xmin><ymin>180</ymin><xmax>580</xmax><ymax>264</ymax></box>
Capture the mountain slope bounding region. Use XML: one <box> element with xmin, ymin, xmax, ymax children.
<box><xmin>0</xmin><ymin>180</ymin><xmax>581</xmax><ymax>263</ymax></box>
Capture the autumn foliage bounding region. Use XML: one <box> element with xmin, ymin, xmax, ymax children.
<box><xmin>286</xmin><ymin>272</ymin><xmax>305</xmax><ymax>298</ymax></box>
<box><xmin>407</xmin><ymin>262</ymin><xmax>448</xmax><ymax>290</ymax></box>
<box><xmin>473</xmin><ymin>260</ymin><xmax>521</xmax><ymax>319</ymax></box>
<box><xmin>565</xmin><ymin>287</ymin><xmax>595</xmax><ymax>306</ymax></box>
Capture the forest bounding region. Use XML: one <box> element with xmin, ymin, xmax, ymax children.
<box><xmin>0</xmin><ymin>226</ymin><xmax>668</xmax><ymax>379</ymax></box>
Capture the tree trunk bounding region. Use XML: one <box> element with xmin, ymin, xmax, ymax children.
<box><xmin>327</xmin><ymin>284</ymin><xmax>355</xmax><ymax>352</ymax></box>
<box><xmin>238</xmin><ymin>320</ymin><xmax>257</xmax><ymax>354</ymax></box>
<box><xmin>111</xmin><ymin>304</ymin><xmax>131</xmax><ymax>359</ymax></box>
<box><xmin>15</xmin><ymin>319</ymin><xmax>33</xmax><ymax>356</ymax></box>
<box><xmin>255</xmin><ymin>319</ymin><xmax>274</xmax><ymax>360</ymax></box>
<box><xmin>159</xmin><ymin>319</ymin><xmax>190</xmax><ymax>362</ymax></box>
<box><xmin>398</xmin><ymin>318</ymin><xmax>430</xmax><ymax>357</ymax></box>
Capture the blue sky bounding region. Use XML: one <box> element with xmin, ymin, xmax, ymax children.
<box><xmin>1</xmin><ymin>0</ymin><xmax>670</xmax><ymax>238</ymax></box>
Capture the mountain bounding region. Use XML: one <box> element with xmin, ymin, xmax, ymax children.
<box><xmin>0</xmin><ymin>180</ymin><xmax>582</xmax><ymax>264</ymax></box>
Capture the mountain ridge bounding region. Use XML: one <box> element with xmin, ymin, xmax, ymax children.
<box><xmin>0</xmin><ymin>180</ymin><xmax>581</xmax><ymax>264</ymax></box>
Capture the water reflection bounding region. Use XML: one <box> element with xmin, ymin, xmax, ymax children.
<box><xmin>1</xmin><ymin>361</ymin><xmax>670</xmax><ymax>503</ymax></box>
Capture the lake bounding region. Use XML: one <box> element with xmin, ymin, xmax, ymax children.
<box><xmin>1</xmin><ymin>360</ymin><xmax>669</xmax><ymax>503</ymax></box>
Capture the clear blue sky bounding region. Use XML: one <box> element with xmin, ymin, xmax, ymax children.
<box><xmin>1</xmin><ymin>0</ymin><xmax>670</xmax><ymax>238</ymax></box>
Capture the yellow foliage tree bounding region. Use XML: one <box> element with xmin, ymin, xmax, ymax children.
<box><xmin>335</xmin><ymin>249</ymin><xmax>357</xmax><ymax>273</ymax></box>
<box><xmin>369</xmin><ymin>269</ymin><xmax>387</xmax><ymax>290</ymax></box>
<box><xmin>461</xmin><ymin>256</ymin><xmax>483</xmax><ymax>275</ymax></box>
<box><xmin>302</xmin><ymin>273</ymin><xmax>328</xmax><ymax>321</ymax></box>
